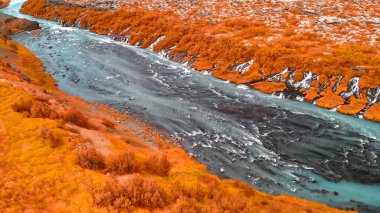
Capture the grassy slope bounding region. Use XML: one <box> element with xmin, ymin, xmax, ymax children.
<box><xmin>0</xmin><ymin>37</ymin><xmax>354</xmax><ymax>212</ymax></box>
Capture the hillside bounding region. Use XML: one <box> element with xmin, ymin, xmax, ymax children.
<box><xmin>20</xmin><ymin>0</ymin><xmax>380</xmax><ymax>122</ymax></box>
<box><xmin>0</xmin><ymin>0</ymin><xmax>10</xmax><ymax>8</ymax></box>
<box><xmin>0</xmin><ymin>18</ymin><xmax>353</xmax><ymax>212</ymax></box>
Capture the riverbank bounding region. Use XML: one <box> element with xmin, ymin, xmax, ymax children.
<box><xmin>0</xmin><ymin>14</ymin><xmax>353</xmax><ymax>212</ymax></box>
<box><xmin>0</xmin><ymin>0</ymin><xmax>9</xmax><ymax>8</ymax></box>
<box><xmin>20</xmin><ymin>0</ymin><xmax>380</xmax><ymax>123</ymax></box>
<box><xmin>0</xmin><ymin>12</ymin><xmax>39</xmax><ymax>37</ymax></box>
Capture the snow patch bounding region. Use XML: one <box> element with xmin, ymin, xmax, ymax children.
<box><xmin>232</xmin><ymin>60</ymin><xmax>254</xmax><ymax>74</ymax></box>
<box><xmin>148</xmin><ymin>36</ymin><xmax>165</xmax><ymax>50</ymax></box>
<box><xmin>293</xmin><ymin>71</ymin><xmax>314</xmax><ymax>89</ymax></box>
<box><xmin>269</xmin><ymin>68</ymin><xmax>289</xmax><ymax>82</ymax></box>
<box><xmin>341</xmin><ymin>77</ymin><xmax>360</xmax><ymax>99</ymax></box>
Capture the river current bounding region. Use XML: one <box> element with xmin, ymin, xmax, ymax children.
<box><xmin>2</xmin><ymin>1</ymin><xmax>380</xmax><ymax>211</ymax></box>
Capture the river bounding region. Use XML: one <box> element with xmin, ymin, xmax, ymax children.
<box><xmin>2</xmin><ymin>0</ymin><xmax>380</xmax><ymax>212</ymax></box>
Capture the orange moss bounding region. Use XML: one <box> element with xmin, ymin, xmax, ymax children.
<box><xmin>251</xmin><ymin>82</ymin><xmax>287</xmax><ymax>94</ymax></box>
<box><xmin>305</xmin><ymin>87</ymin><xmax>319</xmax><ymax>102</ymax></box>
<box><xmin>293</xmin><ymin>70</ymin><xmax>304</xmax><ymax>81</ymax></box>
<box><xmin>192</xmin><ymin>57</ymin><xmax>214</xmax><ymax>71</ymax></box>
<box><xmin>316</xmin><ymin>92</ymin><xmax>345</xmax><ymax>109</ymax></box>
<box><xmin>337</xmin><ymin>97</ymin><xmax>367</xmax><ymax>115</ymax></box>
<box><xmin>281</xmin><ymin>72</ymin><xmax>290</xmax><ymax>80</ymax></box>
<box><xmin>364</xmin><ymin>103</ymin><xmax>380</xmax><ymax>122</ymax></box>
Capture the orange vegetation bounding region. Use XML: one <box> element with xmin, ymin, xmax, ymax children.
<box><xmin>0</xmin><ymin>12</ymin><xmax>40</xmax><ymax>37</ymax></box>
<box><xmin>316</xmin><ymin>92</ymin><xmax>345</xmax><ymax>109</ymax></box>
<box><xmin>305</xmin><ymin>88</ymin><xmax>319</xmax><ymax>102</ymax></box>
<box><xmin>0</xmin><ymin>0</ymin><xmax>9</xmax><ymax>8</ymax></box>
<box><xmin>251</xmin><ymin>82</ymin><xmax>287</xmax><ymax>94</ymax></box>
<box><xmin>20</xmin><ymin>0</ymin><xmax>380</xmax><ymax>122</ymax></box>
<box><xmin>364</xmin><ymin>103</ymin><xmax>380</xmax><ymax>122</ymax></box>
<box><xmin>0</xmin><ymin>38</ymin><xmax>353</xmax><ymax>211</ymax></box>
<box><xmin>337</xmin><ymin>97</ymin><xmax>367</xmax><ymax>115</ymax></box>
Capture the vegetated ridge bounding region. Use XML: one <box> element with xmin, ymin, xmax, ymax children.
<box><xmin>0</xmin><ymin>0</ymin><xmax>10</xmax><ymax>8</ymax></box>
<box><xmin>0</xmin><ymin>14</ymin><xmax>354</xmax><ymax>213</ymax></box>
<box><xmin>20</xmin><ymin>0</ymin><xmax>380</xmax><ymax>122</ymax></box>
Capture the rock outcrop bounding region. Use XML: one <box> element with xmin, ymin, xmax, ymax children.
<box><xmin>0</xmin><ymin>12</ymin><xmax>40</xmax><ymax>37</ymax></box>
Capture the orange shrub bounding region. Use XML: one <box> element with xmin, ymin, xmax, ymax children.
<box><xmin>92</xmin><ymin>179</ymin><xmax>124</xmax><ymax>209</ymax></box>
<box><xmin>40</xmin><ymin>127</ymin><xmax>65</xmax><ymax>148</ymax></box>
<box><xmin>76</xmin><ymin>147</ymin><xmax>106</xmax><ymax>170</ymax></box>
<box><xmin>171</xmin><ymin>197</ymin><xmax>200</xmax><ymax>213</ymax></box>
<box><xmin>30</xmin><ymin>101</ymin><xmax>58</xmax><ymax>118</ymax></box>
<box><xmin>122</xmin><ymin>174</ymin><xmax>165</xmax><ymax>208</ymax></box>
<box><xmin>11</xmin><ymin>98</ymin><xmax>58</xmax><ymax>119</ymax></box>
<box><xmin>62</xmin><ymin>108</ymin><xmax>91</xmax><ymax>128</ymax></box>
<box><xmin>93</xmin><ymin>174</ymin><xmax>165</xmax><ymax>210</ymax></box>
<box><xmin>144</xmin><ymin>154</ymin><xmax>171</xmax><ymax>176</ymax></box>
<box><xmin>105</xmin><ymin>151</ymin><xmax>140</xmax><ymax>174</ymax></box>
<box><xmin>11</xmin><ymin>98</ymin><xmax>32</xmax><ymax>113</ymax></box>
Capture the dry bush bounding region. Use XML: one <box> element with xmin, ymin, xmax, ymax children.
<box><xmin>30</xmin><ymin>101</ymin><xmax>58</xmax><ymax>118</ymax></box>
<box><xmin>40</xmin><ymin>127</ymin><xmax>65</xmax><ymax>148</ymax></box>
<box><xmin>93</xmin><ymin>174</ymin><xmax>165</xmax><ymax>210</ymax></box>
<box><xmin>11</xmin><ymin>98</ymin><xmax>58</xmax><ymax>119</ymax></box>
<box><xmin>93</xmin><ymin>179</ymin><xmax>125</xmax><ymax>209</ymax></box>
<box><xmin>62</xmin><ymin>108</ymin><xmax>91</xmax><ymax>128</ymax></box>
<box><xmin>171</xmin><ymin>197</ymin><xmax>200</xmax><ymax>213</ymax></box>
<box><xmin>122</xmin><ymin>174</ymin><xmax>165</xmax><ymax>208</ymax></box>
<box><xmin>11</xmin><ymin>98</ymin><xmax>33</xmax><ymax>113</ymax></box>
<box><xmin>76</xmin><ymin>147</ymin><xmax>106</xmax><ymax>170</ymax></box>
<box><xmin>112</xmin><ymin>195</ymin><xmax>132</xmax><ymax>211</ymax></box>
<box><xmin>105</xmin><ymin>151</ymin><xmax>140</xmax><ymax>174</ymax></box>
<box><xmin>144</xmin><ymin>154</ymin><xmax>171</xmax><ymax>176</ymax></box>
<box><xmin>102</xmin><ymin>118</ymin><xmax>116</xmax><ymax>129</ymax></box>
